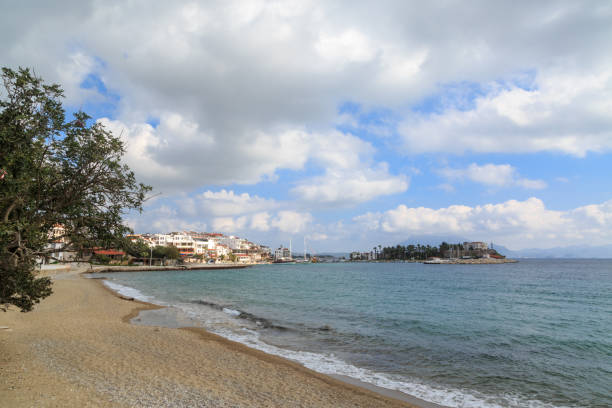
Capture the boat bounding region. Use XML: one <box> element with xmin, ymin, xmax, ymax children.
<box><xmin>423</xmin><ymin>257</ymin><xmax>450</xmax><ymax>264</ymax></box>
<box><xmin>272</xmin><ymin>259</ymin><xmax>296</xmax><ymax>264</ymax></box>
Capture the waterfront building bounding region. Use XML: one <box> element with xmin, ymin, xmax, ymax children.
<box><xmin>463</xmin><ymin>241</ymin><xmax>488</xmax><ymax>251</ymax></box>
<box><xmin>216</xmin><ymin>244</ymin><xmax>230</xmax><ymax>259</ymax></box>
<box><xmin>274</xmin><ymin>246</ymin><xmax>291</xmax><ymax>261</ymax></box>
<box><xmin>120</xmin><ymin>231</ymin><xmax>269</xmax><ymax>263</ymax></box>
<box><xmin>43</xmin><ymin>224</ymin><xmax>76</xmax><ymax>262</ymax></box>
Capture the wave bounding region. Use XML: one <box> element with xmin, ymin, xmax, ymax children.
<box><xmin>103</xmin><ymin>280</ymin><xmax>152</xmax><ymax>302</ymax></box>
<box><xmin>192</xmin><ymin>299</ymin><xmax>288</xmax><ymax>330</ymax></box>
<box><xmin>210</xmin><ymin>326</ymin><xmax>570</xmax><ymax>408</ymax></box>
<box><xmin>103</xmin><ymin>281</ymin><xmax>573</xmax><ymax>408</ymax></box>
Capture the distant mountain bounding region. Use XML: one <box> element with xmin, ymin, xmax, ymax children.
<box><xmin>493</xmin><ymin>244</ymin><xmax>612</xmax><ymax>259</ymax></box>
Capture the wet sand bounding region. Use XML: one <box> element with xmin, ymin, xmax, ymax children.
<box><xmin>0</xmin><ymin>268</ymin><xmax>420</xmax><ymax>407</ymax></box>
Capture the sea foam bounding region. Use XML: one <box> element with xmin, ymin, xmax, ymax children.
<box><xmin>206</xmin><ymin>325</ymin><xmax>567</xmax><ymax>408</ymax></box>
<box><xmin>101</xmin><ymin>278</ymin><xmax>573</xmax><ymax>408</ymax></box>
<box><xmin>103</xmin><ymin>280</ymin><xmax>152</xmax><ymax>302</ymax></box>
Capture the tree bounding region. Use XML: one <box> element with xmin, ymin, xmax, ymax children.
<box><xmin>152</xmin><ymin>245</ymin><xmax>179</xmax><ymax>260</ymax></box>
<box><xmin>0</xmin><ymin>67</ymin><xmax>151</xmax><ymax>312</ymax></box>
<box><xmin>124</xmin><ymin>238</ymin><xmax>151</xmax><ymax>258</ymax></box>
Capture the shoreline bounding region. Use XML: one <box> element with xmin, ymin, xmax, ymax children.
<box><xmin>349</xmin><ymin>258</ymin><xmax>518</xmax><ymax>264</ymax></box>
<box><xmin>96</xmin><ymin>274</ymin><xmax>446</xmax><ymax>408</ymax></box>
<box><xmin>1</xmin><ymin>266</ymin><xmax>426</xmax><ymax>407</ymax></box>
<box><xmin>423</xmin><ymin>258</ymin><xmax>518</xmax><ymax>264</ymax></box>
<box><xmin>82</xmin><ymin>263</ymin><xmax>254</xmax><ymax>273</ymax></box>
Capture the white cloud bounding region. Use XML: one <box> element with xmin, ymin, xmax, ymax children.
<box><xmin>212</xmin><ymin>216</ymin><xmax>248</xmax><ymax>233</ymax></box>
<box><xmin>209</xmin><ymin>210</ymin><xmax>312</xmax><ymax>235</ymax></box>
<box><xmin>400</xmin><ymin>69</ymin><xmax>612</xmax><ymax>157</ymax></box>
<box><xmin>125</xmin><ymin>205</ymin><xmax>207</xmax><ymax>233</ymax></box>
<box><xmin>3</xmin><ymin>1</ymin><xmax>610</xmax><ymax>195</ymax></box>
<box><xmin>439</xmin><ymin>163</ymin><xmax>546</xmax><ymax>189</ymax></box>
<box><xmin>306</xmin><ymin>232</ymin><xmax>328</xmax><ymax>241</ymax></box>
<box><xmin>271</xmin><ymin>211</ymin><xmax>313</xmax><ymax>234</ymax></box>
<box><xmin>290</xmin><ymin>131</ymin><xmax>409</xmax><ymax>206</ymax></box>
<box><xmin>105</xmin><ymin>118</ymin><xmax>406</xmax><ymax>206</ymax></box>
<box><xmin>100</xmin><ymin>116</ymin><xmax>318</xmax><ymax>192</ymax></box>
<box><xmin>99</xmin><ymin>115</ymin><xmax>214</xmax><ymax>192</ymax></box>
<box><xmin>3</xmin><ymin>1</ymin><xmax>612</xmax><ymax>251</ymax></box>
<box><xmin>376</xmin><ymin>48</ymin><xmax>428</xmax><ymax>88</ymax></box>
<box><xmin>250</xmin><ymin>212</ymin><xmax>271</xmax><ymax>231</ymax></box>
<box><xmin>55</xmin><ymin>52</ymin><xmax>100</xmax><ymax>105</ymax></box>
<box><xmin>353</xmin><ymin>198</ymin><xmax>612</xmax><ymax>249</ymax></box>
<box><xmin>292</xmin><ymin>166</ymin><xmax>408</xmax><ymax>206</ymax></box>
<box><xmin>193</xmin><ymin>190</ymin><xmax>278</xmax><ymax>217</ymax></box>
<box><xmin>315</xmin><ymin>28</ymin><xmax>376</xmax><ymax>65</ymax></box>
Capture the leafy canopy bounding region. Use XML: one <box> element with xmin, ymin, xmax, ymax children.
<box><xmin>0</xmin><ymin>67</ymin><xmax>151</xmax><ymax>312</ymax></box>
<box><xmin>152</xmin><ymin>245</ymin><xmax>180</xmax><ymax>260</ymax></box>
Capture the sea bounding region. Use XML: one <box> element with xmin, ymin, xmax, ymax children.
<box><xmin>94</xmin><ymin>259</ymin><xmax>612</xmax><ymax>408</ymax></box>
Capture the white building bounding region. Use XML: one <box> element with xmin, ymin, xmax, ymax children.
<box><xmin>274</xmin><ymin>246</ymin><xmax>291</xmax><ymax>261</ymax></box>
<box><xmin>216</xmin><ymin>244</ymin><xmax>230</xmax><ymax>258</ymax></box>
<box><xmin>44</xmin><ymin>224</ymin><xmax>75</xmax><ymax>262</ymax></box>
<box><xmin>463</xmin><ymin>241</ymin><xmax>488</xmax><ymax>251</ymax></box>
<box><xmin>150</xmin><ymin>233</ymin><xmax>172</xmax><ymax>247</ymax></box>
<box><xmin>218</xmin><ymin>235</ymin><xmax>253</xmax><ymax>251</ymax></box>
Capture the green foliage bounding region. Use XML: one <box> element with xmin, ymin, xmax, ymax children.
<box><xmin>93</xmin><ymin>254</ymin><xmax>111</xmax><ymax>265</ymax></box>
<box><xmin>0</xmin><ymin>67</ymin><xmax>151</xmax><ymax>312</ymax></box>
<box><xmin>377</xmin><ymin>242</ymin><xmax>467</xmax><ymax>260</ymax></box>
<box><xmin>152</xmin><ymin>245</ymin><xmax>179</xmax><ymax>260</ymax></box>
<box><xmin>124</xmin><ymin>238</ymin><xmax>151</xmax><ymax>258</ymax></box>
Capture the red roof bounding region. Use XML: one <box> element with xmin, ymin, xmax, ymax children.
<box><xmin>94</xmin><ymin>249</ymin><xmax>125</xmax><ymax>256</ymax></box>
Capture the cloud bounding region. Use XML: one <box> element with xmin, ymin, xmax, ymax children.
<box><xmin>105</xmin><ymin>112</ymin><xmax>406</xmax><ymax>205</ymax></box>
<box><xmin>3</xmin><ymin>1</ymin><xmax>610</xmax><ymax>195</ymax></box>
<box><xmin>212</xmin><ymin>216</ymin><xmax>248</xmax><ymax>233</ymax></box>
<box><xmin>315</xmin><ymin>28</ymin><xmax>376</xmax><ymax>65</ymax></box>
<box><xmin>353</xmin><ymin>198</ymin><xmax>612</xmax><ymax>249</ymax></box>
<box><xmin>306</xmin><ymin>232</ymin><xmax>328</xmax><ymax>241</ymax></box>
<box><xmin>271</xmin><ymin>211</ymin><xmax>313</xmax><ymax>234</ymax></box>
<box><xmin>209</xmin><ymin>210</ymin><xmax>312</xmax><ymax>235</ymax></box>
<box><xmin>3</xmin><ymin>1</ymin><xmax>612</xmax><ymax>251</ymax></box>
<box><xmin>290</xmin><ymin>131</ymin><xmax>409</xmax><ymax>206</ymax></box>
<box><xmin>126</xmin><ymin>187</ymin><xmax>315</xmax><ymax>237</ymax></box>
<box><xmin>439</xmin><ymin>163</ymin><xmax>546</xmax><ymax>189</ymax></box>
<box><xmin>188</xmin><ymin>190</ymin><xmax>278</xmax><ymax>217</ymax></box>
<box><xmin>400</xmin><ymin>69</ymin><xmax>612</xmax><ymax>156</ymax></box>
<box><xmin>100</xmin><ymin>116</ymin><xmax>319</xmax><ymax>192</ymax></box>
<box><xmin>125</xmin><ymin>205</ymin><xmax>207</xmax><ymax>233</ymax></box>
<box><xmin>250</xmin><ymin>212</ymin><xmax>271</xmax><ymax>231</ymax></box>
<box><xmin>292</xmin><ymin>167</ymin><xmax>408</xmax><ymax>206</ymax></box>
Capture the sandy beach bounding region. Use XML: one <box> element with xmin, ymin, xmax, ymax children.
<box><xmin>0</xmin><ymin>267</ymin><xmax>417</xmax><ymax>407</ymax></box>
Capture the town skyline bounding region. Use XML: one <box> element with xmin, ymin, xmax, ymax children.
<box><xmin>3</xmin><ymin>1</ymin><xmax>611</xmax><ymax>252</ymax></box>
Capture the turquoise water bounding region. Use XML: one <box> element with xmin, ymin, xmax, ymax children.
<box><xmin>97</xmin><ymin>260</ymin><xmax>612</xmax><ymax>408</ymax></box>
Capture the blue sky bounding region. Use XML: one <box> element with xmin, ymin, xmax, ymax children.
<box><xmin>3</xmin><ymin>1</ymin><xmax>612</xmax><ymax>252</ymax></box>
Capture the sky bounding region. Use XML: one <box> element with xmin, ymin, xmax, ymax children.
<box><xmin>2</xmin><ymin>0</ymin><xmax>612</xmax><ymax>252</ymax></box>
